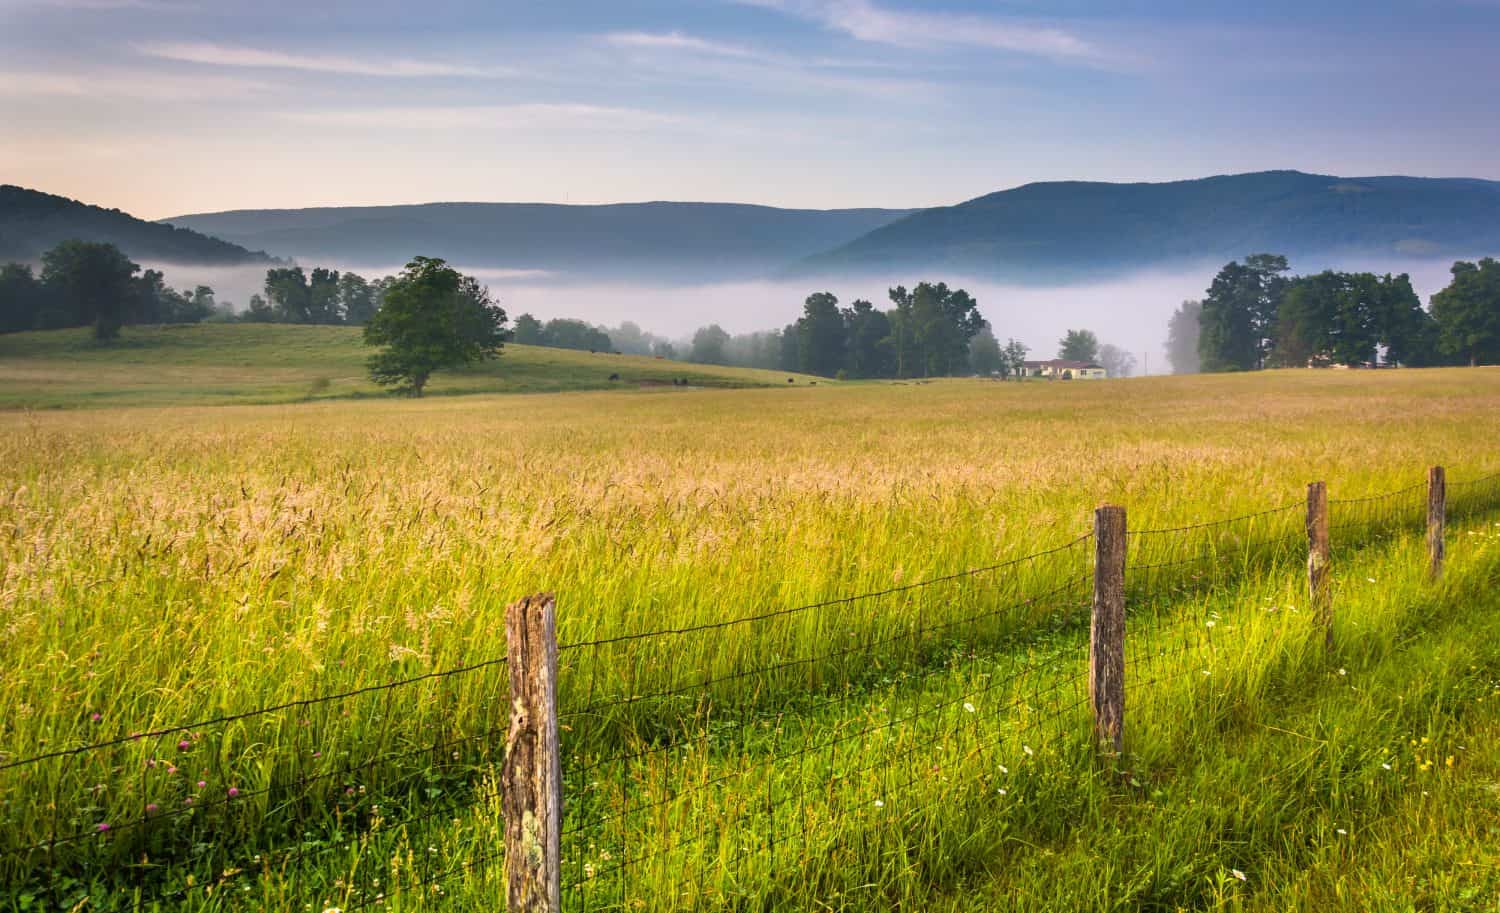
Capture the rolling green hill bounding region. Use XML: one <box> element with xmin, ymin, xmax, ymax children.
<box><xmin>0</xmin><ymin>323</ymin><xmax>828</xmax><ymax>408</ymax></box>
<box><xmin>0</xmin><ymin>186</ymin><xmax>274</xmax><ymax>266</ymax></box>
<box><xmin>796</xmin><ymin>170</ymin><xmax>1500</xmax><ymax>280</ymax></box>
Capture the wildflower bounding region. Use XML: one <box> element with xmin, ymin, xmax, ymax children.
<box><xmin>227</xmin><ymin>787</ymin><xmax>240</xmax><ymax>798</ymax></box>
<box><xmin>1231</xmin><ymin>869</ymin><xmax>1247</xmax><ymax>882</ymax></box>
<box><xmin>323</xmin><ymin>908</ymin><xmax>343</xmax><ymax>913</ymax></box>
<box><xmin>1446</xmin><ymin>756</ymin><xmax>1455</xmax><ymax>768</ymax></box>
<box><xmin>178</xmin><ymin>740</ymin><xmax>191</xmax><ymax>751</ymax></box>
<box><xmin>1338</xmin><ymin>668</ymin><xmax>1347</xmax><ymax>677</ymax></box>
<box><xmin>1023</xmin><ymin>745</ymin><xmax>1034</xmax><ymax>756</ymax></box>
<box><xmin>1366</xmin><ymin>577</ymin><xmax>1376</xmax><ymax>583</ymax></box>
<box><xmin>90</xmin><ymin>713</ymin><xmax>102</xmax><ymax>723</ymax></box>
<box><xmin>146</xmin><ymin>803</ymin><xmax>159</xmax><ymax>814</ymax></box>
<box><xmin>1336</xmin><ymin>828</ymin><xmax>1347</xmax><ymax>835</ymax></box>
<box><xmin>997</xmin><ymin>788</ymin><xmax>1007</xmax><ymax>796</ymax></box>
<box><xmin>1381</xmin><ymin>763</ymin><xmax>1392</xmax><ymax>771</ymax></box>
<box><xmin>166</xmin><ymin>766</ymin><xmax>178</xmax><ymax>775</ymax></box>
<box><xmin>963</xmin><ymin>702</ymin><xmax>976</xmax><ymax>714</ymax></box>
<box><xmin>873</xmin><ymin>799</ymin><xmax>885</xmax><ymax>808</ymax></box>
<box><xmin>96</xmin><ymin>823</ymin><xmax>110</xmax><ymax>832</ymax></box>
<box><xmin>998</xmin><ymin>765</ymin><xmax>1009</xmax><ymax>774</ymax></box>
<box><xmin>197</xmin><ymin>780</ymin><xmax>207</xmax><ymax>789</ymax></box>
<box><xmin>1205</xmin><ymin>620</ymin><xmax>1216</xmax><ymax>628</ymax></box>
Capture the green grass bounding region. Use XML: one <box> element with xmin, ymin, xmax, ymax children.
<box><xmin>0</xmin><ymin>324</ymin><xmax>828</xmax><ymax>408</ymax></box>
<box><xmin>2</xmin><ymin>343</ymin><xmax>1500</xmax><ymax>911</ymax></box>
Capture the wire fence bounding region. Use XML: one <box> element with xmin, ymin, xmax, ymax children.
<box><xmin>4</xmin><ymin>465</ymin><xmax>1499</xmax><ymax>911</ymax></box>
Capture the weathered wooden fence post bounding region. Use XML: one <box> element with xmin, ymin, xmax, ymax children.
<box><xmin>1427</xmin><ymin>466</ymin><xmax>1446</xmax><ymax>580</ymax></box>
<box><xmin>503</xmin><ymin>593</ymin><xmax>562</xmax><ymax>913</ymax></box>
<box><xmin>1091</xmin><ymin>505</ymin><xmax>1126</xmax><ymax>755</ymax></box>
<box><xmin>1306</xmin><ymin>482</ymin><xmax>1332</xmax><ymax>649</ymax></box>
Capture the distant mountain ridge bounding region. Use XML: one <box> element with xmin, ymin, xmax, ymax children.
<box><xmin>0</xmin><ymin>186</ymin><xmax>274</xmax><ymax>266</ymax></box>
<box><xmin>793</xmin><ymin>170</ymin><xmax>1500</xmax><ymax>280</ymax></box>
<box><xmin>164</xmin><ymin>201</ymin><xmax>917</xmax><ymax>281</ymax></box>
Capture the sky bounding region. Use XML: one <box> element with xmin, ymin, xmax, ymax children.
<box><xmin>3</xmin><ymin>0</ymin><xmax>1500</xmax><ymax>220</ymax></box>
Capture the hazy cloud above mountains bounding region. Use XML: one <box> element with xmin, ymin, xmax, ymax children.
<box><xmin>2</xmin><ymin>0</ymin><xmax>1498</xmax><ymax>217</ymax></box>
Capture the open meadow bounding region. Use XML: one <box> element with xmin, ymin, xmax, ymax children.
<box><xmin>3</xmin><ymin>330</ymin><xmax>1500</xmax><ymax>912</ymax></box>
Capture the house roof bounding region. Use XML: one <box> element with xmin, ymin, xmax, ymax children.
<box><xmin>1023</xmin><ymin>359</ymin><xmax>1105</xmax><ymax>370</ymax></box>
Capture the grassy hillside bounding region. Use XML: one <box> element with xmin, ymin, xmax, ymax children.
<box><xmin>0</xmin><ymin>323</ymin><xmax>827</xmax><ymax>408</ymax></box>
<box><xmin>0</xmin><ymin>185</ymin><xmax>272</xmax><ymax>266</ymax></box>
<box><xmin>796</xmin><ymin>170</ymin><xmax>1500</xmax><ymax>280</ymax></box>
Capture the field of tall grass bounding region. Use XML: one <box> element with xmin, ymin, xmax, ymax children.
<box><xmin>3</xmin><ymin>352</ymin><xmax>1500</xmax><ymax>911</ymax></box>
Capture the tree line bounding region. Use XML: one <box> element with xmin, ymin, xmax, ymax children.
<box><xmin>1</xmin><ymin>240</ymin><xmax>228</xmax><ymax>338</ymax></box>
<box><xmin>0</xmin><ymin>241</ymin><xmax>395</xmax><ymax>338</ymax></box>
<box><xmin>1167</xmin><ymin>254</ymin><xmax>1500</xmax><ymax>373</ymax></box>
<box><xmin>497</xmin><ymin>282</ymin><xmax>1021</xmax><ymax>380</ymax></box>
<box><xmin>670</xmin><ymin>282</ymin><xmax>1009</xmax><ymax>379</ymax></box>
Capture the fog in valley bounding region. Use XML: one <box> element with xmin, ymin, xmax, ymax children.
<box><xmin>143</xmin><ymin>255</ymin><xmax>1476</xmax><ymax>374</ymax></box>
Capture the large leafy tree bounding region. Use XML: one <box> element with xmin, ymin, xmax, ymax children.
<box><xmin>1430</xmin><ymin>258</ymin><xmax>1500</xmax><ymax>366</ymax></box>
<box><xmin>1198</xmin><ymin>253</ymin><xmax>1289</xmax><ymax>371</ymax></box>
<box><xmin>1272</xmin><ymin>271</ymin><xmax>1346</xmax><ymax>366</ymax></box>
<box><xmin>307</xmin><ymin>268</ymin><xmax>343</xmax><ymax>324</ymax></box>
<box><xmin>1096</xmin><ymin>343</ymin><xmax>1136</xmax><ymax>377</ymax></box>
<box><xmin>886</xmin><ymin>282</ymin><xmax>984</xmax><ymax>377</ymax></box>
<box><xmin>1368</xmin><ymin>273</ymin><xmax>1435</xmax><ymax>366</ymax></box>
<box><xmin>338</xmin><ymin>272</ymin><xmax>378</xmax><ymax>325</ymax></box>
<box><xmin>796</xmin><ymin>291</ymin><xmax>845</xmax><ymax>377</ymax></box>
<box><xmin>362</xmin><ymin>257</ymin><xmax>509</xmax><ymax>396</ymax></box>
<box><xmin>842</xmin><ymin>298</ymin><xmax>892</xmax><ymax>378</ymax></box>
<box><xmin>1164</xmin><ymin>300</ymin><xmax>1201</xmax><ymax>374</ymax></box>
<box><xmin>690</xmin><ymin>324</ymin><xmax>730</xmax><ymax>365</ymax></box>
<box><xmin>40</xmin><ymin>240</ymin><xmax>139</xmax><ymax>340</ymax></box>
<box><xmin>1057</xmin><ymin>328</ymin><xmax>1100</xmax><ymax>362</ymax></box>
<box><xmin>263</xmin><ymin>267</ymin><xmax>311</xmax><ymax>323</ymax></box>
<box><xmin>967</xmin><ymin>322</ymin><xmax>1002</xmax><ymax>376</ymax></box>
<box><xmin>512</xmin><ymin>313</ymin><xmax>544</xmax><ymax>344</ymax></box>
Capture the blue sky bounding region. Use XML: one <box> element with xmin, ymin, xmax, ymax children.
<box><xmin>3</xmin><ymin>0</ymin><xmax>1498</xmax><ymax>218</ymax></box>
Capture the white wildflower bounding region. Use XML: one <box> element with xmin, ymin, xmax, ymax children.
<box><xmin>1231</xmin><ymin>869</ymin><xmax>1247</xmax><ymax>882</ymax></box>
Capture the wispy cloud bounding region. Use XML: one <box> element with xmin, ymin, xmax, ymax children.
<box><xmin>606</xmin><ymin>30</ymin><xmax>769</xmax><ymax>62</ymax></box>
<box><xmin>739</xmin><ymin>0</ymin><xmax>1104</xmax><ymax>63</ymax></box>
<box><xmin>277</xmin><ymin>103</ymin><xmax>688</xmax><ymax>131</ymax></box>
<box><xmin>9</xmin><ymin>0</ymin><xmax>193</xmax><ymax>9</ymax></box>
<box><xmin>601</xmin><ymin>29</ymin><xmax>940</xmax><ymax>102</ymax></box>
<box><xmin>0</xmin><ymin>68</ymin><xmax>271</xmax><ymax>100</ymax></box>
<box><xmin>139</xmin><ymin>42</ymin><xmax>514</xmax><ymax>79</ymax></box>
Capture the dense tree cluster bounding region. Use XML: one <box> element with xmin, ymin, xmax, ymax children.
<box><xmin>245</xmin><ymin>266</ymin><xmax>382</xmax><ymax>326</ymax></box>
<box><xmin>1</xmin><ymin>240</ymin><xmax>227</xmax><ymax>339</ymax></box>
<box><xmin>1191</xmin><ymin>254</ymin><xmax>1500</xmax><ymax>371</ymax></box>
<box><xmin>512</xmin><ymin>314</ymin><xmax>615</xmax><ymax>352</ymax></box>
<box><xmin>689</xmin><ymin>282</ymin><xmax>994</xmax><ymax>379</ymax></box>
